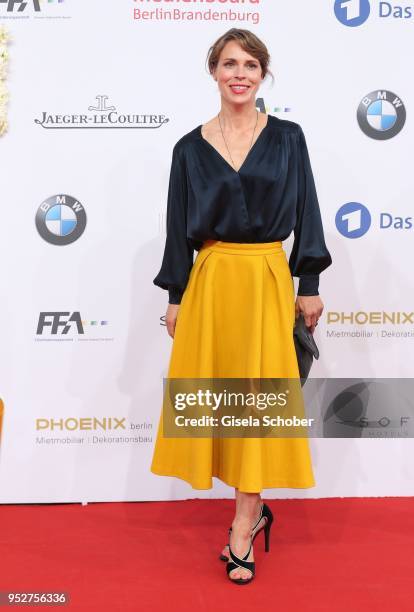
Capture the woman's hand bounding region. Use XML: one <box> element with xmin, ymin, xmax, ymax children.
<box><xmin>295</xmin><ymin>295</ymin><xmax>324</xmax><ymax>335</ymax></box>
<box><xmin>165</xmin><ymin>303</ymin><xmax>180</xmax><ymax>338</ymax></box>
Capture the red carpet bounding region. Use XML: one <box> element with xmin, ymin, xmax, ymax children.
<box><xmin>1</xmin><ymin>497</ymin><xmax>413</xmax><ymax>611</ymax></box>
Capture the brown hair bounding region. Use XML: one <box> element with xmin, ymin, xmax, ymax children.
<box><xmin>206</xmin><ymin>28</ymin><xmax>274</xmax><ymax>84</ymax></box>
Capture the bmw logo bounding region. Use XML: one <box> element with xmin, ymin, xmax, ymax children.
<box><xmin>35</xmin><ymin>194</ymin><xmax>87</xmax><ymax>245</ymax></box>
<box><xmin>357</xmin><ymin>90</ymin><xmax>406</xmax><ymax>140</ymax></box>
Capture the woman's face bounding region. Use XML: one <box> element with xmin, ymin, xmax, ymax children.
<box><xmin>213</xmin><ymin>40</ymin><xmax>263</xmax><ymax>106</ymax></box>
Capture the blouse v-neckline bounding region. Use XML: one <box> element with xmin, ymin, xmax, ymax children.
<box><xmin>198</xmin><ymin>114</ymin><xmax>270</xmax><ymax>175</ymax></box>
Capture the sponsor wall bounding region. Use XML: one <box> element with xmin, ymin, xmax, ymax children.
<box><xmin>0</xmin><ymin>0</ymin><xmax>413</xmax><ymax>502</ymax></box>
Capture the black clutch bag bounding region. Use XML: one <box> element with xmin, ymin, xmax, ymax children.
<box><xmin>293</xmin><ymin>313</ymin><xmax>319</xmax><ymax>385</ymax></box>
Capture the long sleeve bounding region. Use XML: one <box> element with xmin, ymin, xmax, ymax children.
<box><xmin>153</xmin><ymin>143</ymin><xmax>194</xmax><ymax>305</ymax></box>
<box><xmin>288</xmin><ymin>125</ymin><xmax>332</xmax><ymax>295</ymax></box>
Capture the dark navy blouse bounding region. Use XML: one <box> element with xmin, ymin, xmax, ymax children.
<box><xmin>153</xmin><ymin>114</ymin><xmax>332</xmax><ymax>304</ymax></box>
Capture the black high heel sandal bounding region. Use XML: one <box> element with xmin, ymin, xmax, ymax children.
<box><xmin>226</xmin><ymin>531</ymin><xmax>255</xmax><ymax>585</ymax></box>
<box><xmin>219</xmin><ymin>502</ymin><xmax>274</xmax><ymax>562</ymax></box>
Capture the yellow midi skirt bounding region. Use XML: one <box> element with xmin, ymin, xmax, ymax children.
<box><xmin>150</xmin><ymin>240</ymin><xmax>315</xmax><ymax>493</ymax></box>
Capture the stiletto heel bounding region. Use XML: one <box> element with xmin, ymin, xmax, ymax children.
<box><xmin>219</xmin><ymin>502</ymin><xmax>274</xmax><ymax>562</ymax></box>
<box><xmin>253</xmin><ymin>502</ymin><xmax>273</xmax><ymax>552</ymax></box>
<box><xmin>263</xmin><ymin>517</ymin><xmax>272</xmax><ymax>552</ymax></box>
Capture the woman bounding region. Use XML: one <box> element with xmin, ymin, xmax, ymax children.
<box><xmin>151</xmin><ymin>28</ymin><xmax>332</xmax><ymax>584</ymax></box>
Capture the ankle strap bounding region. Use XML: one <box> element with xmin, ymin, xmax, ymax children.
<box><xmin>251</xmin><ymin>502</ymin><xmax>265</xmax><ymax>532</ymax></box>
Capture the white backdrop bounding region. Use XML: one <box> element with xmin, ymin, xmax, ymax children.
<box><xmin>0</xmin><ymin>0</ymin><xmax>413</xmax><ymax>502</ymax></box>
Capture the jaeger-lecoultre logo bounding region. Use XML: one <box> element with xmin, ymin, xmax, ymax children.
<box><xmin>34</xmin><ymin>95</ymin><xmax>169</xmax><ymax>130</ymax></box>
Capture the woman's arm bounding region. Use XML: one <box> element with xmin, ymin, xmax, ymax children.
<box><xmin>153</xmin><ymin>143</ymin><xmax>194</xmax><ymax>306</ymax></box>
<box><xmin>289</xmin><ymin>124</ymin><xmax>332</xmax><ymax>331</ymax></box>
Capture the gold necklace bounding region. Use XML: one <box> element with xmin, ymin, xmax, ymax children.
<box><xmin>217</xmin><ymin>110</ymin><xmax>259</xmax><ymax>171</ymax></box>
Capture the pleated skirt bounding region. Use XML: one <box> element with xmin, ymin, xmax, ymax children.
<box><xmin>150</xmin><ymin>240</ymin><xmax>315</xmax><ymax>493</ymax></box>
